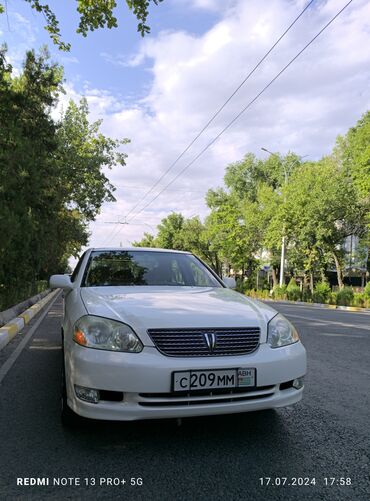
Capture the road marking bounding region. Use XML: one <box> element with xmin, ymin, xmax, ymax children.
<box><xmin>275</xmin><ymin>302</ymin><xmax>370</xmax><ymax>316</ymax></box>
<box><xmin>29</xmin><ymin>345</ymin><xmax>61</xmax><ymax>350</ymax></box>
<box><xmin>285</xmin><ymin>313</ymin><xmax>370</xmax><ymax>331</ymax></box>
<box><xmin>0</xmin><ymin>292</ymin><xmax>61</xmax><ymax>385</ymax></box>
<box><xmin>318</xmin><ymin>332</ymin><xmax>365</xmax><ymax>338</ymax></box>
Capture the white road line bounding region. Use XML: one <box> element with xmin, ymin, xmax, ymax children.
<box><xmin>275</xmin><ymin>303</ymin><xmax>370</xmax><ymax>316</ymax></box>
<box><xmin>318</xmin><ymin>332</ymin><xmax>365</xmax><ymax>338</ymax></box>
<box><xmin>286</xmin><ymin>313</ymin><xmax>370</xmax><ymax>331</ymax></box>
<box><xmin>0</xmin><ymin>292</ymin><xmax>61</xmax><ymax>385</ymax></box>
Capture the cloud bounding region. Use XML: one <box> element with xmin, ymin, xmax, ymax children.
<box><xmin>10</xmin><ymin>0</ymin><xmax>368</xmax><ymax>251</ymax></box>
<box><xmin>174</xmin><ymin>0</ymin><xmax>234</xmax><ymax>13</ymax></box>
<box><xmin>80</xmin><ymin>0</ymin><xmax>370</xmax><ymax>248</ymax></box>
<box><xmin>100</xmin><ymin>51</ymin><xmax>145</xmax><ymax>68</ymax></box>
<box><xmin>2</xmin><ymin>11</ymin><xmax>38</xmax><ymax>69</ymax></box>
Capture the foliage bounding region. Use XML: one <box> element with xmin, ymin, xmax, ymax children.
<box><xmin>2</xmin><ymin>1</ymin><xmax>164</xmax><ymax>51</ymax></box>
<box><xmin>334</xmin><ymin>110</ymin><xmax>370</xmax><ymax>202</ymax></box>
<box><xmin>0</xmin><ymin>280</ymin><xmax>48</xmax><ymax>311</ymax></box>
<box><xmin>0</xmin><ymin>48</ymin><xmax>127</xmax><ymax>308</ymax></box>
<box><xmin>272</xmin><ymin>285</ymin><xmax>287</xmax><ymax>300</ymax></box>
<box><xmin>353</xmin><ymin>293</ymin><xmax>365</xmax><ymax>308</ymax></box>
<box><xmin>364</xmin><ymin>282</ymin><xmax>370</xmax><ymax>299</ymax></box>
<box><xmin>336</xmin><ymin>287</ymin><xmax>354</xmax><ymax>306</ymax></box>
<box><xmin>286</xmin><ymin>278</ymin><xmax>301</xmax><ymax>301</ymax></box>
<box><xmin>132</xmin><ymin>214</ymin><xmax>222</xmax><ymax>274</ymax></box>
<box><xmin>278</xmin><ymin>158</ymin><xmax>368</xmax><ymax>288</ymax></box>
<box><xmin>312</xmin><ymin>282</ymin><xmax>331</xmax><ymax>304</ymax></box>
<box><xmin>132</xmin><ymin>232</ymin><xmax>156</xmax><ymax>248</ymax></box>
<box><xmin>301</xmin><ymin>288</ymin><xmax>312</xmax><ymax>303</ymax></box>
<box><xmin>155</xmin><ymin>213</ymin><xmax>185</xmax><ymax>250</ymax></box>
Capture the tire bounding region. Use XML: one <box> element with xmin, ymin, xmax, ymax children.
<box><xmin>61</xmin><ymin>356</ymin><xmax>81</xmax><ymax>427</ymax></box>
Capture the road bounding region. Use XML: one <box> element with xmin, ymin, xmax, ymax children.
<box><xmin>0</xmin><ymin>295</ymin><xmax>369</xmax><ymax>500</ymax></box>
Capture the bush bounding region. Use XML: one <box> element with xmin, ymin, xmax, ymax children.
<box><xmin>235</xmin><ymin>278</ymin><xmax>248</xmax><ymax>294</ymax></box>
<box><xmin>336</xmin><ymin>287</ymin><xmax>354</xmax><ymax>306</ymax></box>
<box><xmin>301</xmin><ymin>288</ymin><xmax>312</xmax><ymax>303</ymax></box>
<box><xmin>272</xmin><ymin>285</ymin><xmax>287</xmax><ymax>300</ymax></box>
<box><xmin>353</xmin><ymin>293</ymin><xmax>365</xmax><ymax>307</ymax></box>
<box><xmin>245</xmin><ymin>289</ymin><xmax>272</xmax><ymax>300</ymax></box>
<box><xmin>364</xmin><ymin>282</ymin><xmax>370</xmax><ymax>300</ymax></box>
<box><xmin>329</xmin><ymin>292</ymin><xmax>337</xmax><ymax>305</ymax></box>
<box><xmin>286</xmin><ymin>278</ymin><xmax>301</xmax><ymax>301</ymax></box>
<box><xmin>312</xmin><ymin>282</ymin><xmax>331</xmax><ymax>304</ymax></box>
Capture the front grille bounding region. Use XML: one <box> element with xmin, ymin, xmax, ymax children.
<box><xmin>147</xmin><ymin>327</ymin><xmax>260</xmax><ymax>357</ymax></box>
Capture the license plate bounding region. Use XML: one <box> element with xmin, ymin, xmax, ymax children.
<box><xmin>172</xmin><ymin>368</ymin><xmax>255</xmax><ymax>392</ymax></box>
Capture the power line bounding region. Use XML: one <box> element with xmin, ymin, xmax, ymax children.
<box><xmin>128</xmin><ymin>0</ymin><xmax>353</xmax><ymax>223</ymax></box>
<box><xmin>122</xmin><ymin>0</ymin><xmax>316</xmax><ymax>222</ymax></box>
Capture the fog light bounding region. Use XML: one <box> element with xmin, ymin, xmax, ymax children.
<box><xmin>74</xmin><ymin>385</ymin><xmax>100</xmax><ymax>404</ymax></box>
<box><xmin>292</xmin><ymin>377</ymin><xmax>304</xmax><ymax>390</ymax></box>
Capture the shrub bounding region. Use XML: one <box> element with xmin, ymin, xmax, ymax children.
<box><xmin>353</xmin><ymin>293</ymin><xmax>365</xmax><ymax>307</ymax></box>
<box><xmin>329</xmin><ymin>292</ymin><xmax>337</xmax><ymax>305</ymax></box>
<box><xmin>286</xmin><ymin>278</ymin><xmax>301</xmax><ymax>301</ymax></box>
<box><xmin>312</xmin><ymin>282</ymin><xmax>331</xmax><ymax>304</ymax></box>
<box><xmin>272</xmin><ymin>285</ymin><xmax>287</xmax><ymax>300</ymax></box>
<box><xmin>301</xmin><ymin>288</ymin><xmax>312</xmax><ymax>303</ymax></box>
<box><xmin>364</xmin><ymin>282</ymin><xmax>370</xmax><ymax>300</ymax></box>
<box><xmin>336</xmin><ymin>287</ymin><xmax>354</xmax><ymax>306</ymax></box>
<box><xmin>235</xmin><ymin>278</ymin><xmax>248</xmax><ymax>294</ymax></box>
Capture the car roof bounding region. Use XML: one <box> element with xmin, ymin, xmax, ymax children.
<box><xmin>88</xmin><ymin>247</ymin><xmax>191</xmax><ymax>255</ymax></box>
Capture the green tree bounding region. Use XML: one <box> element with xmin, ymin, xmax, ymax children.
<box><xmin>334</xmin><ymin>110</ymin><xmax>370</xmax><ymax>201</ymax></box>
<box><xmin>132</xmin><ymin>232</ymin><xmax>156</xmax><ymax>247</ymax></box>
<box><xmin>278</xmin><ymin>158</ymin><xmax>368</xmax><ymax>289</ymax></box>
<box><xmin>0</xmin><ymin>47</ymin><xmax>128</xmax><ymax>308</ymax></box>
<box><xmin>155</xmin><ymin>212</ymin><xmax>185</xmax><ymax>250</ymax></box>
<box><xmin>1</xmin><ymin>0</ymin><xmax>164</xmax><ymax>51</ymax></box>
<box><xmin>207</xmin><ymin>152</ymin><xmax>303</xmax><ymax>285</ymax></box>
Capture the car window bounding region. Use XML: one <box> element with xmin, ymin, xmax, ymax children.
<box><xmin>70</xmin><ymin>252</ymin><xmax>86</xmax><ymax>283</ymax></box>
<box><xmin>82</xmin><ymin>251</ymin><xmax>222</xmax><ymax>288</ymax></box>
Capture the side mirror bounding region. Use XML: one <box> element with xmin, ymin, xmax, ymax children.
<box><xmin>49</xmin><ymin>274</ymin><xmax>73</xmax><ymax>290</ymax></box>
<box><xmin>223</xmin><ymin>277</ymin><xmax>236</xmax><ymax>289</ymax></box>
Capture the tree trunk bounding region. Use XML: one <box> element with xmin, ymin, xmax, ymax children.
<box><xmin>271</xmin><ymin>267</ymin><xmax>278</xmax><ymax>288</ymax></box>
<box><xmin>332</xmin><ymin>251</ymin><xmax>344</xmax><ymax>289</ymax></box>
<box><xmin>309</xmin><ymin>272</ymin><xmax>314</xmax><ymax>293</ymax></box>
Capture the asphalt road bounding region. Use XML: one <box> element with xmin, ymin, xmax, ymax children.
<box><xmin>0</xmin><ymin>295</ymin><xmax>369</xmax><ymax>501</ymax></box>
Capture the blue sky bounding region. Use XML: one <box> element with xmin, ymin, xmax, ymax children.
<box><xmin>1</xmin><ymin>0</ymin><xmax>370</xmax><ymax>252</ymax></box>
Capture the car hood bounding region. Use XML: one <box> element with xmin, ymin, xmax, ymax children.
<box><xmin>80</xmin><ymin>286</ymin><xmax>277</xmax><ymax>345</ymax></box>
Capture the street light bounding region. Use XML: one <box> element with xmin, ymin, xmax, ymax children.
<box><xmin>261</xmin><ymin>147</ymin><xmax>308</xmax><ymax>287</ymax></box>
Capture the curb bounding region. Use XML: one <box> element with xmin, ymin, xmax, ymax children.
<box><xmin>261</xmin><ymin>298</ymin><xmax>370</xmax><ymax>313</ymax></box>
<box><xmin>0</xmin><ymin>289</ymin><xmax>60</xmax><ymax>351</ymax></box>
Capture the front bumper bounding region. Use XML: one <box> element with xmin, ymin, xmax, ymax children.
<box><xmin>65</xmin><ymin>341</ymin><xmax>306</xmax><ymax>421</ymax></box>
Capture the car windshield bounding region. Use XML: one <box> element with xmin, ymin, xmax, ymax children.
<box><xmin>82</xmin><ymin>250</ymin><xmax>222</xmax><ymax>288</ymax></box>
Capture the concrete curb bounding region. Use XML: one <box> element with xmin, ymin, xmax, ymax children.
<box><xmin>261</xmin><ymin>298</ymin><xmax>370</xmax><ymax>313</ymax></box>
<box><xmin>0</xmin><ymin>289</ymin><xmax>60</xmax><ymax>351</ymax></box>
<box><xmin>0</xmin><ymin>289</ymin><xmax>51</xmax><ymax>327</ymax></box>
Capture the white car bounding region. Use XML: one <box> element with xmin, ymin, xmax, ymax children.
<box><xmin>50</xmin><ymin>248</ymin><xmax>306</xmax><ymax>424</ymax></box>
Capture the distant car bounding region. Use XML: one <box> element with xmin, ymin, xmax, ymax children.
<box><xmin>50</xmin><ymin>248</ymin><xmax>306</xmax><ymax>424</ymax></box>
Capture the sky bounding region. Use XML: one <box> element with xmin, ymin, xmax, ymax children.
<box><xmin>1</xmin><ymin>0</ymin><xmax>370</xmax><ymax>256</ymax></box>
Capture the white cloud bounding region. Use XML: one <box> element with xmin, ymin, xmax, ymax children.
<box><xmin>15</xmin><ymin>0</ymin><xmax>369</xmax><ymax>251</ymax></box>
<box><xmin>100</xmin><ymin>51</ymin><xmax>145</xmax><ymax>68</ymax></box>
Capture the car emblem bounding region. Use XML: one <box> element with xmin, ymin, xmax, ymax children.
<box><xmin>203</xmin><ymin>332</ymin><xmax>216</xmax><ymax>352</ymax></box>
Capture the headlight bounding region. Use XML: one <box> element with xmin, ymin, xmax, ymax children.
<box><xmin>267</xmin><ymin>313</ymin><xmax>299</xmax><ymax>348</ymax></box>
<box><xmin>73</xmin><ymin>316</ymin><xmax>143</xmax><ymax>353</ymax></box>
